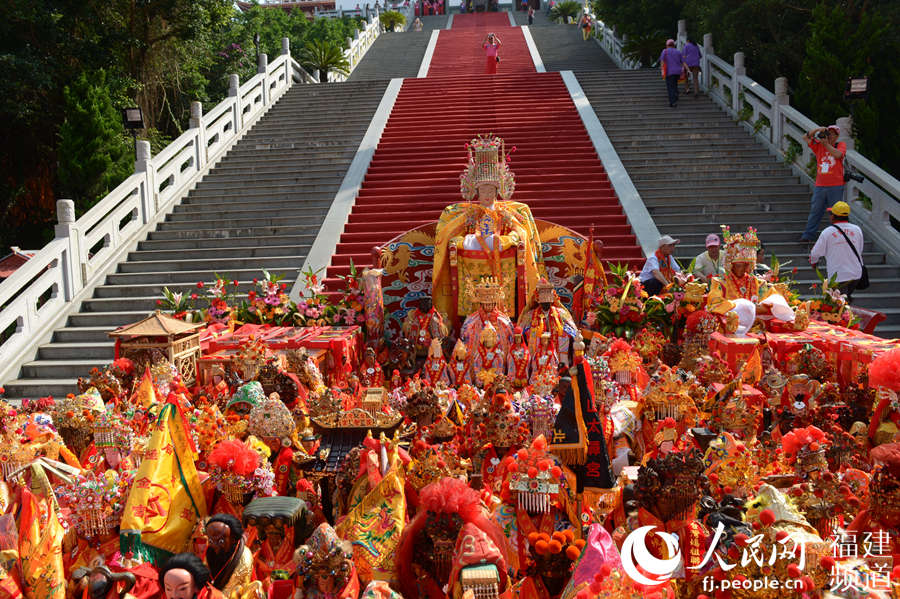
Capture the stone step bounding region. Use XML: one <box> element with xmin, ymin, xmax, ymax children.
<box><xmin>159</xmin><ymin>215</ymin><xmax>324</xmax><ymax>230</ymax></box>
<box><xmin>127</xmin><ymin>243</ymin><xmax>310</xmax><ymax>262</ymax></box>
<box><xmin>81</xmin><ymin>294</ymin><xmax>245</xmax><ymax>313</ymax></box>
<box><xmin>181</xmin><ymin>194</ymin><xmax>336</xmax><ymax>207</ymax></box>
<box><xmin>632</xmin><ymin>169</ymin><xmax>797</xmax><ymax>183</ymax></box>
<box><xmin>2</xmin><ymin>379</ymin><xmax>80</xmax><ymax>401</ymax></box>
<box><xmin>199</xmin><ymin>172</ymin><xmax>347</xmax><ymax>185</ymax></box>
<box><xmin>646</xmin><ymin>201</ymin><xmax>809</xmax><ymax>216</ymax></box>
<box><xmin>53</xmin><ymin>326</ymin><xmax>118</xmax><ymax>343</ymax></box>
<box><xmin>116</xmin><ymin>254</ymin><xmax>304</xmax><ymax>274</ymax></box>
<box><xmin>187</xmin><ymin>181</ymin><xmax>342</xmax><ymax>194</ymax></box>
<box><xmin>653</xmin><ymin>212</ymin><xmax>809</xmax><ymax>226</ymax></box>
<box><xmin>93</xmin><ymin>281</ymin><xmax>258</xmax><ymax>299</ymax></box>
<box><xmin>21</xmin><ymin>359</ymin><xmax>114</xmax><ymax>379</ymax></box>
<box><xmin>138</xmin><ymin>234</ymin><xmax>316</xmax><ymax>251</ymax></box>
<box><xmin>38</xmin><ymin>342</ymin><xmax>116</xmax><ymax>361</ymax></box>
<box><xmin>67</xmin><ymin>311</ymin><xmax>174</xmax><ymax>328</ymax></box>
<box><xmin>105</xmin><ymin>267</ymin><xmax>300</xmax><ymax>285</ymax></box>
<box><xmin>148</xmin><ymin>224</ymin><xmax>320</xmax><ymax>241</ymax></box>
<box><xmin>170</xmin><ymin>204</ymin><xmax>329</xmax><ymax>220</ymax></box>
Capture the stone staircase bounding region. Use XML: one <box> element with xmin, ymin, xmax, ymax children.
<box><xmin>2</xmin><ymin>80</ymin><xmax>389</xmax><ymax>401</ymax></box>
<box><xmin>519</xmin><ymin>18</ymin><xmax>900</xmax><ymax>336</ymax></box>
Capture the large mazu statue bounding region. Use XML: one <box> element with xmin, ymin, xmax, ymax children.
<box><xmin>374</xmin><ymin>134</ymin><xmax>603</xmax><ymax>352</ymax></box>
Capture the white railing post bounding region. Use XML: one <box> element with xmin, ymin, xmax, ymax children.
<box><xmin>732</xmin><ymin>52</ymin><xmax>745</xmax><ymax>114</ymax></box>
<box><xmin>676</xmin><ymin>20</ymin><xmax>687</xmax><ymax>50</ymax></box>
<box><xmin>772</xmin><ymin>76</ymin><xmax>789</xmax><ymax>154</ymax></box>
<box><xmin>189</xmin><ymin>101</ymin><xmax>207</xmax><ymax>171</ymax></box>
<box><xmin>702</xmin><ymin>33</ymin><xmax>712</xmax><ymax>90</ymax></box>
<box><xmin>135</xmin><ymin>140</ymin><xmax>156</xmax><ymax>218</ymax></box>
<box><xmin>54</xmin><ymin>199</ymin><xmax>82</xmax><ymax>301</ymax></box>
<box><xmin>281</xmin><ymin>37</ymin><xmax>294</xmax><ymax>89</ymax></box>
<box><xmin>258</xmin><ymin>53</ymin><xmax>269</xmax><ymax>105</ymax></box>
<box><xmin>837</xmin><ymin>116</ymin><xmax>854</xmax><ymax>151</ymax></box>
<box><xmin>228</xmin><ymin>73</ymin><xmax>242</xmax><ymax>128</ymax></box>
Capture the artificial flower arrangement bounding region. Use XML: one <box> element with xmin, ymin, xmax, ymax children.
<box><xmin>809</xmin><ymin>271</ymin><xmax>858</xmax><ymax>328</ymax></box>
<box><xmin>332</xmin><ymin>259</ymin><xmax>367</xmax><ymax>327</ymax></box>
<box><xmin>585</xmin><ymin>263</ymin><xmax>651</xmax><ymax>339</ymax></box>
<box><xmin>292</xmin><ymin>267</ymin><xmax>338</xmax><ymax>327</ymax></box>
<box><xmin>643</xmin><ymin>270</ymin><xmax>707</xmax><ymax>340</ymax></box>
<box><xmin>157</xmin><ymin>287</ymin><xmax>198</xmax><ymax>321</ymax></box>
<box><xmin>239</xmin><ymin>270</ymin><xmax>295</xmax><ymax>326</ymax></box>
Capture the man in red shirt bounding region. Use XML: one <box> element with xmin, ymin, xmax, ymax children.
<box><xmin>800</xmin><ymin>124</ymin><xmax>846</xmax><ymax>242</ymax></box>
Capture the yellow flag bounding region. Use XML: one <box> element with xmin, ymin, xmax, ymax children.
<box><xmin>335</xmin><ymin>465</ymin><xmax>406</xmax><ymax>585</ymax></box>
<box><xmin>18</xmin><ymin>488</ymin><xmax>65</xmax><ymax>599</ymax></box>
<box><xmin>131</xmin><ymin>367</ymin><xmax>157</xmax><ymax>409</ymax></box>
<box><xmin>741</xmin><ymin>348</ymin><xmax>763</xmax><ymax>385</ymax></box>
<box><xmin>119</xmin><ymin>403</ymin><xmax>207</xmax><ymax>564</ymax></box>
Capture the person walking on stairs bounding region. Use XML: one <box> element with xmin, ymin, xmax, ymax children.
<box><xmin>579</xmin><ymin>14</ymin><xmax>592</xmax><ymax>41</ymax></box>
<box><xmin>528</xmin><ymin>6</ymin><xmax>535</xmax><ymax>25</ymax></box>
<box><xmin>800</xmin><ymin>124</ymin><xmax>846</xmax><ymax>242</ymax></box>
<box><xmin>682</xmin><ymin>38</ymin><xmax>702</xmax><ymax>96</ymax></box>
<box><xmin>483</xmin><ymin>33</ymin><xmax>502</xmax><ymax>74</ymax></box>
<box><xmin>809</xmin><ymin>201</ymin><xmax>864</xmax><ymax>302</ymax></box>
<box><xmin>660</xmin><ymin>39</ymin><xmax>687</xmax><ymax>107</ymax></box>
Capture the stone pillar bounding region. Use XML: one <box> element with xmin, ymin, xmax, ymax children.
<box><xmin>134</xmin><ymin>140</ymin><xmax>156</xmax><ymax>218</ymax></box>
<box><xmin>677</xmin><ymin>19</ymin><xmax>687</xmax><ymax>49</ymax></box>
<box><xmin>258</xmin><ymin>53</ymin><xmax>269</xmax><ymax>105</ymax></box>
<box><xmin>228</xmin><ymin>73</ymin><xmax>243</xmax><ymax>128</ymax></box>
<box><xmin>772</xmin><ymin>77</ymin><xmax>789</xmax><ymax>153</ymax></box>
<box><xmin>55</xmin><ymin>199</ymin><xmax>82</xmax><ymax>301</ymax></box>
<box><xmin>281</xmin><ymin>37</ymin><xmax>290</xmax><ymax>56</ymax></box>
<box><xmin>732</xmin><ymin>52</ymin><xmax>745</xmax><ymax>115</ymax></box>
<box><xmin>189</xmin><ymin>101</ymin><xmax>207</xmax><ymax>171</ymax></box>
<box><xmin>701</xmin><ymin>33</ymin><xmax>713</xmax><ymax>90</ymax></box>
<box><xmin>837</xmin><ymin>116</ymin><xmax>855</xmax><ymax>151</ymax></box>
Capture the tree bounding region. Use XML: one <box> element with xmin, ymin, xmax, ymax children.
<box><xmin>57</xmin><ymin>70</ymin><xmax>133</xmax><ymax>213</ymax></box>
<box><xmin>300</xmin><ymin>40</ymin><xmax>350</xmax><ymax>82</ymax></box>
<box><xmin>623</xmin><ymin>31</ymin><xmax>668</xmax><ymax>67</ymax></box>
<box><xmin>795</xmin><ymin>3</ymin><xmax>900</xmax><ymax>176</ymax></box>
<box><xmin>550</xmin><ymin>1</ymin><xmax>581</xmax><ymax>24</ymax></box>
<box><xmin>380</xmin><ymin>10</ymin><xmax>407</xmax><ymax>32</ymax></box>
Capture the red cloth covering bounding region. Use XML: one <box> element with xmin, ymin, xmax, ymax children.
<box><xmin>708</xmin><ymin>332</ymin><xmax>760</xmax><ymax>373</ymax></box>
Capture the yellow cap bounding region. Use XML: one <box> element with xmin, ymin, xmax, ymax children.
<box><xmin>828</xmin><ymin>201</ymin><xmax>850</xmax><ymax>217</ymax></box>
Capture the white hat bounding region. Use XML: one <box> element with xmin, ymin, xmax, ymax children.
<box><xmin>658</xmin><ymin>235</ymin><xmax>680</xmax><ymax>247</ymax></box>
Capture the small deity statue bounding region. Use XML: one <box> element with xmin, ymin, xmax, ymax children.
<box><xmin>530</xmin><ymin>332</ymin><xmax>559</xmax><ymax>393</ymax></box>
<box><xmin>518</xmin><ymin>277</ymin><xmax>577</xmax><ymax>367</ymax></box>
<box><xmin>506</xmin><ymin>326</ymin><xmax>531</xmax><ymax>390</ymax></box>
<box><xmin>419</xmin><ymin>338</ymin><xmax>450</xmax><ymax>388</ymax></box>
<box><xmin>401</xmin><ymin>297</ymin><xmax>448</xmax><ymax>358</ymax></box>
<box><xmin>357</xmin><ymin>347</ymin><xmax>385</xmax><ymax>388</ymax></box>
<box><xmin>459</xmin><ymin>277</ymin><xmax>515</xmax><ymax>356</ymax></box>
<box><xmin>432</xmin><ymin>135</ymin><xmax>545</xmax><ymax>323</ymax></box>
<box><xmin>473</xmin><ymin>322</ymin><xmax>505</xmax><ymax>388</ymax></box>
<box><xmin>448</xmin><ymin>339</ymin><xmax>473</xmax><ymax>387</ymax></box>
<box><xmin>707</xmin><ymin>226</ymin><xmax>796</xmax><ymax>335</ymax></box>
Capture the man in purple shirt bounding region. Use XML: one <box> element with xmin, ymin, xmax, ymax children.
<box><xmin>682</xmin><ymin>38</ymin><xmax>702</xmax><ymax>96</ymax></box>
<box><xmin>660</xmin><ymin>39</ymin><xmax>687</xmax><ymax>107</ymax></box>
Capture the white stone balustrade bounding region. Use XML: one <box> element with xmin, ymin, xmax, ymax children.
<box><xmin>0</xmin><ymin>40</ymin><xmax>315</xmax><ymax>385</ymax></box>
<box><xmin>329</xmin><ymin>12</ymin><xmax>382</xmax><ymax>82</ymax></box>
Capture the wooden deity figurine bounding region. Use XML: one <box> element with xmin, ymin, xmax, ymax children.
<box><xmin>358</xmin><ymin>347</ymin><xmax>385</xmax><ymax>388</ymax></box>
<box><xmin>419</xmin><ymin>337</ymin><xmax>450</xmax><ymax>388</ymax></box>
<box><xmin>460</xmin><ymin>276</ymin><xmax>515</xmax><ymax>356</ymax></box>
<box><xmin>448</xmin><ymin>339</ymin><xmax>473</xmax><ymax>387</ymax></box>
<box><xmin>518</xmin><ymin>277</ymin><xmax>578</xmax><ymax>367</ymax></box>
<box><xmin>432</xmin><ymin>134</ymin><xmax>545</xmax><ymax>324</ymax></box>
<box><xmin>474</xmin><ymin>322</ymin><xmax>505</xmax><ymax>388</ymax></box>
<box><xmin>707</xmin><ymin>226</ymin><xmax>797</xmax><ymax>335</ymax></box>
<box><xmin>401</xmin><ymin>297</ymin><xmax>448</xmax><ymax>358</ymax></box>
<box><xmin>507</xmin><ymin>326</ymin><xmax>531</xmax><ymax>391</ymax></box>
<box><xmin>530</xmin><ymin>332</ymin><xmax>560</xmax><ymax>393</ymax></box>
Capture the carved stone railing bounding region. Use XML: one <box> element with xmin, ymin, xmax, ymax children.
<box><xmin>0</xmin><ymin>39</ymin><xmax>316</xmax><ymax>385</ymax></box>
<box><xmin>588</xmin><ymin>16</ymin><xmax>900</xmax><ymax>263</ymax></box>
<box><xmin>325</xmin><ymin>12</ymin><xmax>382</xmax><ymax>82</ymax></box>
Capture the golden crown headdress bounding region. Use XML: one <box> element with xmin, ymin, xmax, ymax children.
<box><xmin>248</xmin><ymin>393</ymin><xmax>295</xmax><ymax>444</ymax></box>
<box><xmin>460</xmin><ymin>134</ymin><xmax>516</xmax><ymax>201</ymax></box>
<box><xmin>721</xmin><ymin>225</ymin><xmax>760</xmax><ymax>270</ymax></box>
<box><xmin>466</xmin><ymin>276</ymin><xmax>506</xmax><ymax>305</ymax></box>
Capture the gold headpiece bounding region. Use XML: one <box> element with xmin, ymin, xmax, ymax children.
<box><xmin>466</xmin><ymin>276</ymin><xmax>506</xmax><ymax>306</ymax></box>
<box><xmin>643</xmin><ymin>366</ymin><xmax>698</xmax><ymax>425</ymax></box>
<box><xmin>536</xmin><ymin>278</ymin><xmax>556</xmax><ymax>303</ymax></box>
<box><xmin>721</xmin><ymin>225</ymin><xmax>760</xmax><ymax>270</ymax></box>
<box><xmin>459</xmin><ymin>134</ymin><xmax>516</xmax><ymax>201</ymax></box>
<box><xmin>452</xmin><ymin>339</ymin><xmax>467</xmax><ymax>360</ymax></box>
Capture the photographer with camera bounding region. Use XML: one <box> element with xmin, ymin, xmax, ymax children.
<box><xmin>800</xmin><ymin>124</ymin><xmax>847</xmax><ymax>242</ymax></box>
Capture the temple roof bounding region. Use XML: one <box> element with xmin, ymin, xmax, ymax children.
<box><xmin>108</xmin><ymin>310</ymin><xmax>204</xmax><ymax>338</ymax></box>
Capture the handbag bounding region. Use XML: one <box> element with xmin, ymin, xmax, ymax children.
<box><xmin>660</xmin><ymin>49</ymin><xmax>668</xmax><ymax>78</ymax></box>
<box><xmin>829</xmin><ymin>224</ymin><xmax>869</xmax><ymax>290</ymax></box>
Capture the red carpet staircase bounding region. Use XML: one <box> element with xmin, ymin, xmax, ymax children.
<box><xmin>428</xmin><ymin>13</ymin><xmax>534</xmax><ymax>76</ymax></box>
<box><xmin>325</xmin><ymin>72</ymin><xmax>642</xmax><ymax>288</ymax></box>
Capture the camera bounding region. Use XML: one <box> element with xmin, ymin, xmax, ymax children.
<box><xmin>815</xmin><ymin>131</ymin><xmax>828</xmax><ymax>140</ymax></box>
<box><xmin>844</xmin><ymin>169</ymin><xmax>864</xmax><ymax>183</ymax></box>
